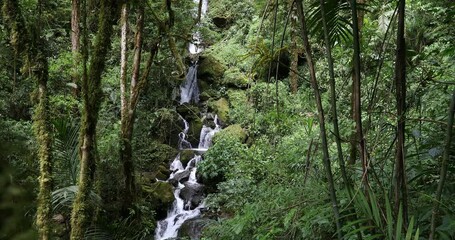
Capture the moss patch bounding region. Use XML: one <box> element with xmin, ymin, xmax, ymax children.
<box><xmin>208</xmin><ymin>98</ymin><xmax>230</xmax><ymax>124</ymax></box>
<box><xmin>142</xmin><ymin>181</ymin><xmax>175</xmax><ymax>220</ymax></box>
<box><xmin>198</xmin><ymin>55</ymin><xmax>226</xmax><ymax>84</ymax></box>
<box><xmin>217</xmin><ymin>124</ymin><xmax>247</xmax><ymax>143</ymax></box>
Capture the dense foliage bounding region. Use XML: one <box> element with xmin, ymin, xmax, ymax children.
<box><xmin>1</xmin><ymin>0</ymin><xmax>454</xmax><ymax>239</ymax></box>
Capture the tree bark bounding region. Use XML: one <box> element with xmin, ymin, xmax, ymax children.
<box><xmin>319</xmin><ymin>0</ymin><xmax>349</xmax><ymax>191</ymax></box>
<box><xmin>394</xmin><ymin>0</ymin><xmax>408</xmax><ymax>223</ymax></box>
<box><xmin>429</xmin><ymin>90</ymin><xmax>455</xmax><ymax>240</ymax></box>
<box><xmin>289</xmin><ymin>0</ymin><xmax>299</xmax><ymax>94</ymax></box>
<box><xmin>70</xmin><ymin>0</ymin><xmax>116</xmax><ymax>238</ymax></box>
<box><xmin>350</xmin><ymin>0</ymin><xmax>369</xmax><ymax>189</ymax></box>
<box><xmin>71</xmin><ymin>0</ymin><xmax>80</xmax><ymax>95</ymax></box>
<box><xmin>296</xmin><ymin>1</ymin><xmax>343</xmax><ymax>238</ymax></box>
<box><xmin>2</xmin><ymin>1</ymin><xmax>53</xmax><ymax>239</ymax></box>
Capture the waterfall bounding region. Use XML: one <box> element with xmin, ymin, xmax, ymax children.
<box><xmin>155</xmin><ymin>116</ymin><xmax>220</xmax><ymax>240</ymax></box>
<box><xmin>156</xmin><ymin>2</ymin><xmax>215</xmax><ymax>237</ymax></box>
<box><xmin>179</xmin><ymin>64</ymin><xmax>200</xmax><ymax>104</ymax></box>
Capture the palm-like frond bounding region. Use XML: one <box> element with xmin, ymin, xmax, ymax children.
<box><xmin>52</xmin><ymin>185</ymin><xmax>102</xmax><ymax>212</ymax></box>
<box><xmin>307</xmin><ymin>0</ymin><xmax>367</xmax><ymax>46</ymax></box>
<box><xmin>53</xmin><ymin>119</ymin><xmax>80</xmax><ymax>186</ymax></box>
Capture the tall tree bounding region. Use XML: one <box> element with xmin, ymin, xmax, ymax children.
<box><xmin>70</xmin><ymin>0</ymin><xmax>117</xmax><ymax>238</ymax></box>
<box><xmin>2</xmin><ymin>0</ymin><xmax>52</xmax><ymax>239</ymax></box>
<box><xmin>319</xmin><ymin>0</ymin><xmax>349</xmax><ymax>191</ymax></box>
<box><xmin>350</xmin><ymin>0</ymin><xmax>369</xmax><ymax>189</ymax></box>
<box><xmin>118</xmin><ymin>2</ymin><xmax>161</xmax><ymax>213</ymax></box>
<box><xmin>289</xmin><ymin>0</ymin><xmax>299</xmax><ymax>94</ymax></box>
<box><xmin>296</xmin><ymin>1</ymin><xmax>343</xmax><ymax>238</ymax></box>
<box><xmin>71</xmin><ymin>0</ymin><xmax>80</xmax><ymax>95</ymax></box>
<box><xmin>393</xmin><ymin>0</ymin><xmax>408</xmax><ymax>222</ymax></box>
<box><xmin>429</xmin><ymin>90</ymin><xmax>455</xmax><ymax>239</ymax></box>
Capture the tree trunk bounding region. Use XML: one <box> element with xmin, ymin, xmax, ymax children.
<box><xmin>350</xmin><ymin>0</ymin><xmax>369</xmax><ymax>189</ymax></box>
<box><xmin>289</xmin><ymin>0</ymin><xmax>299</xmax><ymax>94</ymax></box>
<box><xmin>2</xmin><ymin>1</ymin><xmax>53</xmax><ymax>239</ymax></box>
<box><xmin>119</xmin><ymin>3</ymin><xmax>144</xmax><ymax>213</ymax></box>
<box><xmin>319</xmin><ymin>0</ymin><xmax>349</xmax><ymax>191</ymax></box>
<box><xmin>296</xmin><ymin>1</ymin><xmax>342</xmax><ymax>238</ymax></box>
<box><xmin>429</xmin><ymin>90</ymin><xmax>455</xmax><ymax>240</ymax></box>
<box><xmin>70</xmin><ymin>0</ymin><xmax>115</xmax><ymax>238</ymax></box>
<box><xmin>71</xmin><ymin>0</ymin><xmax>80</xmax><ymax>95</ymax></box>
<box><xmin>394</xmin><ymin>0</ymin><xmax>408</xmax><ymax>223</ymax></box>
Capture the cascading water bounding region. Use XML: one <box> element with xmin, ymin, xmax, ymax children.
<box><xmin>155</xmin><ymin>1</ymin><xmax>214</xmax><ymax>238</ymax></box>
<box><xmin>155</xmin><ymin>116</ymin><xmax>220</xmax><ymax>240</ymax></box>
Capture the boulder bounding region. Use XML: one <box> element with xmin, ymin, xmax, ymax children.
<box><xmin>208</xmin><ymin>98</ymin><xmax>230</xmax><ymax>124</ymax></box>
<box><xmin>178</xmin><ymin>217</ymin><xmax>214</xmax><ymax>239</ymax></box>
<box><xmin>143</xmin><ymin>181</ymin><xmax>175</xmax><ymax>220</ymax></box>
<box><xmin>197</xmin><ymin>55</ymin><xmax>226</xmax><ymax>84</ymax></box>
<box><xmin>179</xmin><ymin>182</ymin><xmax>204</xmax><ymax>210</ymax></box>
<box><xmin>217</xmin><ymin>124</ymin><xmax>247</xmax><ymax>143</ymax></box>
<box><xmin>188</xmin><ymin>118</ymin><xmax>203</xmax><ymax>147</ymax></box>
<box><xmin>180</xmin><ymin>150</ymin><xmax>195</xmax><ymax>168</ymax></box>
<box><xmin>169</xmin><ymin>170</ymin><xmax>191</xmax><ymax>187</ymax></box>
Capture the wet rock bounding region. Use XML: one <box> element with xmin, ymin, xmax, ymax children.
<box><xmin>180</xmin><ymin>150</ymin><xmax>195</xmax><ymax>168</ymax></box>
<box><xmin>178</xmin><ymin>217</ymin><xmax>214</xmax><ymax>239</ymax></box>
<box><xmin>169</xmin><ymin>170</ymin><xmax>191</xmax><ymax>187</ymax></box>
<box><xmin>179</xmin><ymin>182</ymin><xmax>204</xmax><ymax>210</ymax></box>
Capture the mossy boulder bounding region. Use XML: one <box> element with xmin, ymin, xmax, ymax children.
<box><xmin>148</xmin><ymin>108</ymin><xmax>181</xmax><ymax>145</ymax></box>
<box><xmin>198</xmin><ymin>55</ymin><xmax>226</xmax><ymax>84</ymax></box>
<box><xmin>143</xmin><ymin>181</ymin><xmax>175</xmax><ymax>220</ymax></box>
<box><xmin>180</xmin><ymin>149</ymin><xmax>195</xmax><ymax>168</ymax></box>
<box><xmin>136</xmin><ymin>141</ymin><xmax>177</xmax><ymax>172</ymax></box>
<box><xmin>217</xmin><ymin>124</ymin><xmax>247</xmax><ymax>143</ymax></box>
<box><xmin>188</xmin><ymin>117</ymin><xmax>203</xmax><ymax>147</ymax></box>
<box><xmin>176</xmin><ymin>103</ymin><xmax>199</xmax><ymax>121</ymax></box>
<box><xmin>178</xmin><ymin>217</ymin><xmax>214</xmax><ymax>239</ymax></box>
<box><xmin>208</xmin><ymin>98</ymin><xmax>230</xmax><ymax>124</ymax></box>
<box><xmin>222</xmin><ymin>67</ymin><xmax>250</xmax><ymax>88</ymax></box>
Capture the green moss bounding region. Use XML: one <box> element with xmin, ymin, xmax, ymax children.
<box><xmin>198</xmin><ymin>55</ymin><xmax>226</xmax><ymax>84</ymax></box>
<box><xmin>222</xmin><ymin>67</ymin><xmax>250</xmax><ymax>88</ymax></box>
<box><xmin>208</xmin><ymin>98</ymin><xmax>230</xmax><ymax>123</ymax></box>
<box><xmin>216</xmin><ymin>124</ymin><xmax>247</xmax><ymax>143</ymax></box>
<box><xmin>180</xmin><ymin>149</ymin><xmax>195</xmax><ymax>167</ymax></box>
<box><xmin>142</xmin><ymin>181</ymin><xmax>175</xmax><ymax>219</ymax></box>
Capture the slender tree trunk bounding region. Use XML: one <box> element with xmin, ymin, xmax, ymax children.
<box><xmin>197</xmin><ymin>0</ymin><xmax>203</xmax><ymax>23</ymax></box>
<box><xmin>429</xmin><ymin>90</ymin><xmax>455</xmax><ymax>240</ymax></box>
<box><xmin>296</xmin><ymin>1</ymin><xmax>342</xmax><ymax>238</ymax></box>
<box><xmin>394</xmin><ymin>0</ymin><xmax>408</xmax><ymax>223</ymax></box>
<box><xmin>348</xmin><ymin>0</ymin><xmax>366</xmax><ymax>166</ymax></box>
<box><xmin>350</xmin><ymin>0</ymin><xmax>369</xmax><ymax>189</ymax></box>
<box><xmin>319</xmin><ymin>0</ymin><xmax>349</xmax><ymax>191</ymax></box>
<box><xmin>70</xmin><ymin>0</ymin><xmax>115</xmax><ymax>238</ymax></box>
<box><xmin>119</xmin><ymin>3</ymin><xmax>144</xmax><ymax>213</ymax></box>
<box><xmin>71</xmin><ymin>0</ymin><xmax>80</xmax><ymax>95</ymax></box>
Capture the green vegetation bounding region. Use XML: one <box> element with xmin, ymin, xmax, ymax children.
<box><xmin>0</xmin><ymin>0</ymin><xmax>454</xmax><ymax>239</ymax></box>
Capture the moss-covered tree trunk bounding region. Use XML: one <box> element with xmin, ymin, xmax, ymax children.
<box><xmin>71</xmin><ymin>0</ymin><xmax>80</xmax><ymax>95</ymax></box>
<box><xmin>119</xmin><ymin>3</ymin><xmax>162</xmax><ymax>213</ymax></box>
<box><xmin>70</xmin><ymin>0</ymin><xmax>116</xmax><ymax>238</ymax></box>
<box><xmin>3</xmin><ymin>1</ymin><xmax>53</xmax><ymax>239</ymax></box>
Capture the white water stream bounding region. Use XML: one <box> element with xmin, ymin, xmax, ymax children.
<box><xmin>155</xmin><ymin>1</ymin><xmax>214</xmax><ymax>238</ymax></box>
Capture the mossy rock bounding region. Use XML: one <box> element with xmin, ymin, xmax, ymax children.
<box><xmin>200</xmin><ymin>89</ymin><xmax>221</xmax><ymax>101</ymax></box>
<box><xmin>148</xmin><ymin>108</ymin><xmax>181</xmax><ymax>145</ymax></box>
<box><xmin>222</xmin><ymin>67</ymin><xmax>250</xmax><ymax>88</ymax></box>
<box><xmin>142</xmin><ymin>181</ymin><xmax>175</xmax><ymax>220</ymax></box>
<box><xmin>136</xmin><ymin>141</ymin><xmax>177</xmax><ymax>172</ymax></box>
<box><xmin>188</xmin><ymin>117</ymin><xmax>203</xmax><ymax>147</ymax></box>
<box><xmin>176</xmin><ymin>103</ymin><xmax>199</xmax><ymax>121</ymax></box>
<box><xmin>178</xmin><ymin>217</ymin><xmax>214</xmax><ymax>239</ymax></box>
<box><xmin>198</xmin><ymin>55</ymin><xmax>226</xmax><ymax>84</ymax></box>
<box><xmin>217</xmin><ymin>124</ymin><xmax>247</xmax><ymax>143</ymax></box>
<box><xmin>208</xmin><ymin>97</ymin><xmax>230</xmax><ymax>124</ymax></box>
<box><xmin>180</xmin><ymin>149</ymin><xmax>195</xmax><ymax>168</ymax></box>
